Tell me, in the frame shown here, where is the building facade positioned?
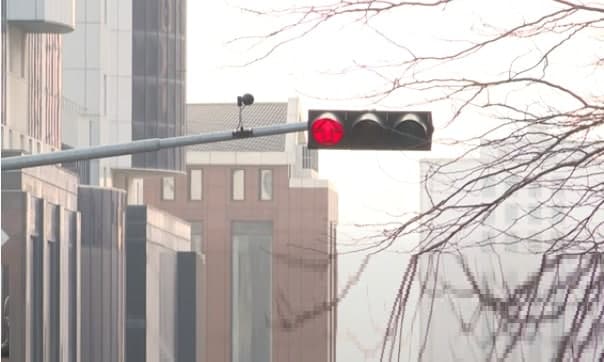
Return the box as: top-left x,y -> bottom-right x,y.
176,251 -> 204,362
1,2 -> 79,360
125,205 -> 201,362
62,0 -> 133,185
114,99 -> 338,362
131,0 -> 186,171
1,158 -> 81,362
62,0 -> 186,185
78,186 -> 127,362
1,0 -> 73,153
416,136 -> 604,361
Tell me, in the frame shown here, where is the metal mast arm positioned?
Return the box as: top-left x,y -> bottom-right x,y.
1,122 -> 308,171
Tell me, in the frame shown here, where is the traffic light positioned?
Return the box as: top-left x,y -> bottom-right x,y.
307,110 -> 433,150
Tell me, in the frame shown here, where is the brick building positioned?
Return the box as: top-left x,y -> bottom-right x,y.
113,98 -> 338,362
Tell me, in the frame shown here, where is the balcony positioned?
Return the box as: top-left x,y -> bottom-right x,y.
6,0 -> 75,33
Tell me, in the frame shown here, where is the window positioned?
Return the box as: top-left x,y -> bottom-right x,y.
302,146 -> 318,171
528,185 -> 541,198
505,204 -> 518,222
127,178 -> 144,205
232,169 -> 245,200
259,169 -> 273,201
481,176 -> 496,196
9,30 -> 25,77
232,221 -> 272,362
162,176 -> 175,200
32,236 -> 43,361
189,169 -> 202,200
528,203 -> 542,220
190,221 -> 203,254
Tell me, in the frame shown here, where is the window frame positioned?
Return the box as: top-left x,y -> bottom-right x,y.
161,176 -> 175,201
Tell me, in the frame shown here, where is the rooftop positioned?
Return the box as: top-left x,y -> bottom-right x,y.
186,102 -> 289,152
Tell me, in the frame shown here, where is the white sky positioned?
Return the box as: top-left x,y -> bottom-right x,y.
186,1 -> 602,360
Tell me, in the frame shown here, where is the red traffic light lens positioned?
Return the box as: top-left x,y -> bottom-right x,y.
311,117 -> 344,146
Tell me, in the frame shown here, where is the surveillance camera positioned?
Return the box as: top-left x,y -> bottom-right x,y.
237,93 -> 254,107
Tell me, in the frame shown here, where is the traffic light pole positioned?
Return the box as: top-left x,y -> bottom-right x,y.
1,122 -> 308,171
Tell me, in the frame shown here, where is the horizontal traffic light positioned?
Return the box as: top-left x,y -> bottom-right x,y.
307,110 -> 433,150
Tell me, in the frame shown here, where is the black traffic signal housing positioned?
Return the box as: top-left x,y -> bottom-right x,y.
307,110 -> 433,150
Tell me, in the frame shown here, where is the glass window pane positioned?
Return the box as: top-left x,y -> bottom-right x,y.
128,178 -> 144,205
232,169 -> 244,201
162,176 -> 175,200
260,169 -> 272,201
189,169 -> 202,200
189,221 -> 202,254
232,221 -> 272,362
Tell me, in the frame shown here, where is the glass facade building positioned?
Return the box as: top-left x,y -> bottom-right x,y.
131,0 -> 186,171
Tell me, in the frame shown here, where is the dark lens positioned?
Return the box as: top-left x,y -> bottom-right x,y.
395,120 -> 426,140
352,120 -> 386,145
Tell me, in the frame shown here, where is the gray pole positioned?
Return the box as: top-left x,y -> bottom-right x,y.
1,122 -> 308,171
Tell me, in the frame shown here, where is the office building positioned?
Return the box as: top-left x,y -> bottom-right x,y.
1,2 -> 80,360
114,98 -> 338,362
416,135 -> 604,361
62,0 -> 186,185
131,0 -> 186,171
1,158 -> 81,362
1,0 -> 74,153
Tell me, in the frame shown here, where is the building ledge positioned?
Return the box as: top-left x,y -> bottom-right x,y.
289,177 -> 336,191
6,0 -> 75,34
7,19 -> 74,33
111,167 -> 186,178
186,151 -> 290,166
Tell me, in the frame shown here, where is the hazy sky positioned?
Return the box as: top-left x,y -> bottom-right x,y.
185,1 -> 602,360
186,3 -> 423,359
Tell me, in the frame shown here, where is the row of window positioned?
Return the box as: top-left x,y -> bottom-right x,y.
161,168 -> 274,201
